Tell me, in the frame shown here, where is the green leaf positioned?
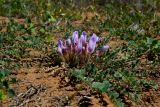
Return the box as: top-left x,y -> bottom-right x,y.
0,69 -> 10,78
146,37 -> 153,45
154,41 -> 160,49
0,90 -> 6,100
8,89 -> 15,97
71,69 -> 85,80
45,35 -> 53,43
40,28 -> 45,33
17,24 -> 25,30
109,91 -> 119,99
85,77 -> 94,83
49,16 -> 56,22
128,40 -> 136,46
92,82 -> 106,92
92,80 -> 111,92
115,99 -> 125,107
130,93 -> 140,101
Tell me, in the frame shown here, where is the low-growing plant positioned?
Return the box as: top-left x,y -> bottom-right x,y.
57,31 -> 109,67
0,69 -> 15,100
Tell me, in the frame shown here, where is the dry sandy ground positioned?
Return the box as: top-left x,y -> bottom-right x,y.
2,66 -> 115,107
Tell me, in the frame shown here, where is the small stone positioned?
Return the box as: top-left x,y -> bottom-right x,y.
65,77 -> 70,83
65,86 -> 74,91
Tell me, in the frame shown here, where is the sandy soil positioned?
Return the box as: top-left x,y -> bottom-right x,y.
2,66 -> 115,107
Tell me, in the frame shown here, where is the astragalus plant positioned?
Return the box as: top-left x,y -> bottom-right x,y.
57,31 -> 109,67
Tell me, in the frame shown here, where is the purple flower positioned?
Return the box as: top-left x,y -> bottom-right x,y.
58,40 -> 64,55
88,33 -> 99,53
80,31 -> 87,45
76,40 -> 83,53
90,33 -> 99,42
66,38 -> 72,52
88,41 -> 96,53
72,31 -> 79,45
101,45 -> 110,52
96,45 -> 110,56
57,31 -> 109,67
66,38 -> 71,46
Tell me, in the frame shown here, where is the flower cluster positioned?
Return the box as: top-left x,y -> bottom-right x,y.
57,31 -> 109,67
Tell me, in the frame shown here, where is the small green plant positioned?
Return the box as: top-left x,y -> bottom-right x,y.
0,69 -> 15,100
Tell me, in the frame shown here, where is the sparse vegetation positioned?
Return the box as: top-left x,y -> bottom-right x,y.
0,0 -> 160,107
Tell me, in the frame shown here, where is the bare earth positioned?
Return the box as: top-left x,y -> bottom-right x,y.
2,66 -> 115,107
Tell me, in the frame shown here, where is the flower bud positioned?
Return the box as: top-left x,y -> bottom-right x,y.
58,40 -> 64,55
72,31 -> 79,45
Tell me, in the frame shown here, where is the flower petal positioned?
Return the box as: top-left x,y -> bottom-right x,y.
80,31 -> 87,45
87,34 -> 99,53
72,31 -> 79,45
88,39 -> 97,53
58,40 -> 64,55
101,45 -> 110,51
76,40 -> 83,53
90,33 -> 99,42
66,38 -> 71,46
